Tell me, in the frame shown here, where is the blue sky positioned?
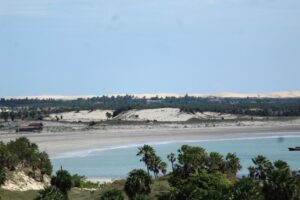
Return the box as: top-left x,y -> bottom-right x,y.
0,0 -> 300,96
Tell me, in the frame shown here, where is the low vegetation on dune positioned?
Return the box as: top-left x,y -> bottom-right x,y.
0,137 -> 52,188
1,137 -> 300,199
2,96 -> 300,124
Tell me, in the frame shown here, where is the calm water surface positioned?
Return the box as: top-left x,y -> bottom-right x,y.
52,134 -> 300,178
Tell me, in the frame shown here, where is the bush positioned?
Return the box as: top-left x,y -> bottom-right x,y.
0,165 -> 6,186
35,186 -> 65,200
100,188 -> 124,200
124,169 -> 152,198
51,169 -> 72,196
71,174 -> 85,188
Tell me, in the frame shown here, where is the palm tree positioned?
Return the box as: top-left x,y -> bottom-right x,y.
208,152 -> 225,173
149,155 -> 161,178
248,155 -> 273,181
230,177 -> 264,200
225,153 -> 242,177
137,145 -> 156,175
124,169 -> 152,199
167,153 -> 176,171
159,162 -> 168,175
51,168 -> 72,198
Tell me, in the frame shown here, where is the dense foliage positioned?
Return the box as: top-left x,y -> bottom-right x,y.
132,144 -> 300,200
0,165 -> 6,186
51,168 -> 73,197
2,96 -> 300,121
0,137 -> 52,185
124,169 -> 152,199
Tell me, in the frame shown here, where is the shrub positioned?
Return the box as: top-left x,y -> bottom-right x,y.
100,188 -> 124,200
35,186 -> 65,200
0,165 -> 6,186
71,174 -> 85,188
124,169 -> 152,198
51,169 -> 72,196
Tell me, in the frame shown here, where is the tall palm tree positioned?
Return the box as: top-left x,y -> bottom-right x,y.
137,145 -> 155,175
167,153 -> 176,171
149,155 -> 161,178
248,155 -> 273,181
159,162 -> 168,175
225,153 -> 242,177
208,152 -> 225,173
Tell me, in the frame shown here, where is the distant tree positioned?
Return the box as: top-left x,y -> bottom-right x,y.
100,188 -> 124,200
1,112 -> 9,122
0,165 -> 6,186
29,110 -> 36,119
9,112 -> 15,121
167,153 -> 176,171
51,168 -> 72,197
106,112 -> 112,120
35,186 -> 65,200
124,169 -> 152,199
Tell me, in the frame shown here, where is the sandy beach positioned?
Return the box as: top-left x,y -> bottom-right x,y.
1,121 -> 300,157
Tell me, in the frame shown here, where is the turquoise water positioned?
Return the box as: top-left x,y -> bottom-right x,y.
52,134 -> 300,178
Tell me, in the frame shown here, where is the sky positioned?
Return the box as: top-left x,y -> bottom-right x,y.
0,0 -> 300,96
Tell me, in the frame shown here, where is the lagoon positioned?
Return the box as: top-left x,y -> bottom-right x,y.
52,133 -> 300,179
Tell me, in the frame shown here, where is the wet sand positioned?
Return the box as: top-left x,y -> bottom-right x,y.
1,123 -> 300,157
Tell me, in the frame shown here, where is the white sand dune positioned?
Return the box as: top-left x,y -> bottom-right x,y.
51,108 -> 238,122
48,110 -> 113,122
2,171 -> 50,191
116,108 -> 237,122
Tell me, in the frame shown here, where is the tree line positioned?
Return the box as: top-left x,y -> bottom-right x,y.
2,96 -> 300,119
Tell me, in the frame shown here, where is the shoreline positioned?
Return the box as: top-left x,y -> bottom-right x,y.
1,122 -> 300,157
51,132 -> 300,159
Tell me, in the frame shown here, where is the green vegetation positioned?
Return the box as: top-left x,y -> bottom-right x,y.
35,186 -> 65,200
1,137 -> 300,200
51,168 -> 73,198
99,188 -> 124,200
2,96 -> 300,122
124,169 -> 152,199
0,137 -> 52,185
0,166 -> 5,186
